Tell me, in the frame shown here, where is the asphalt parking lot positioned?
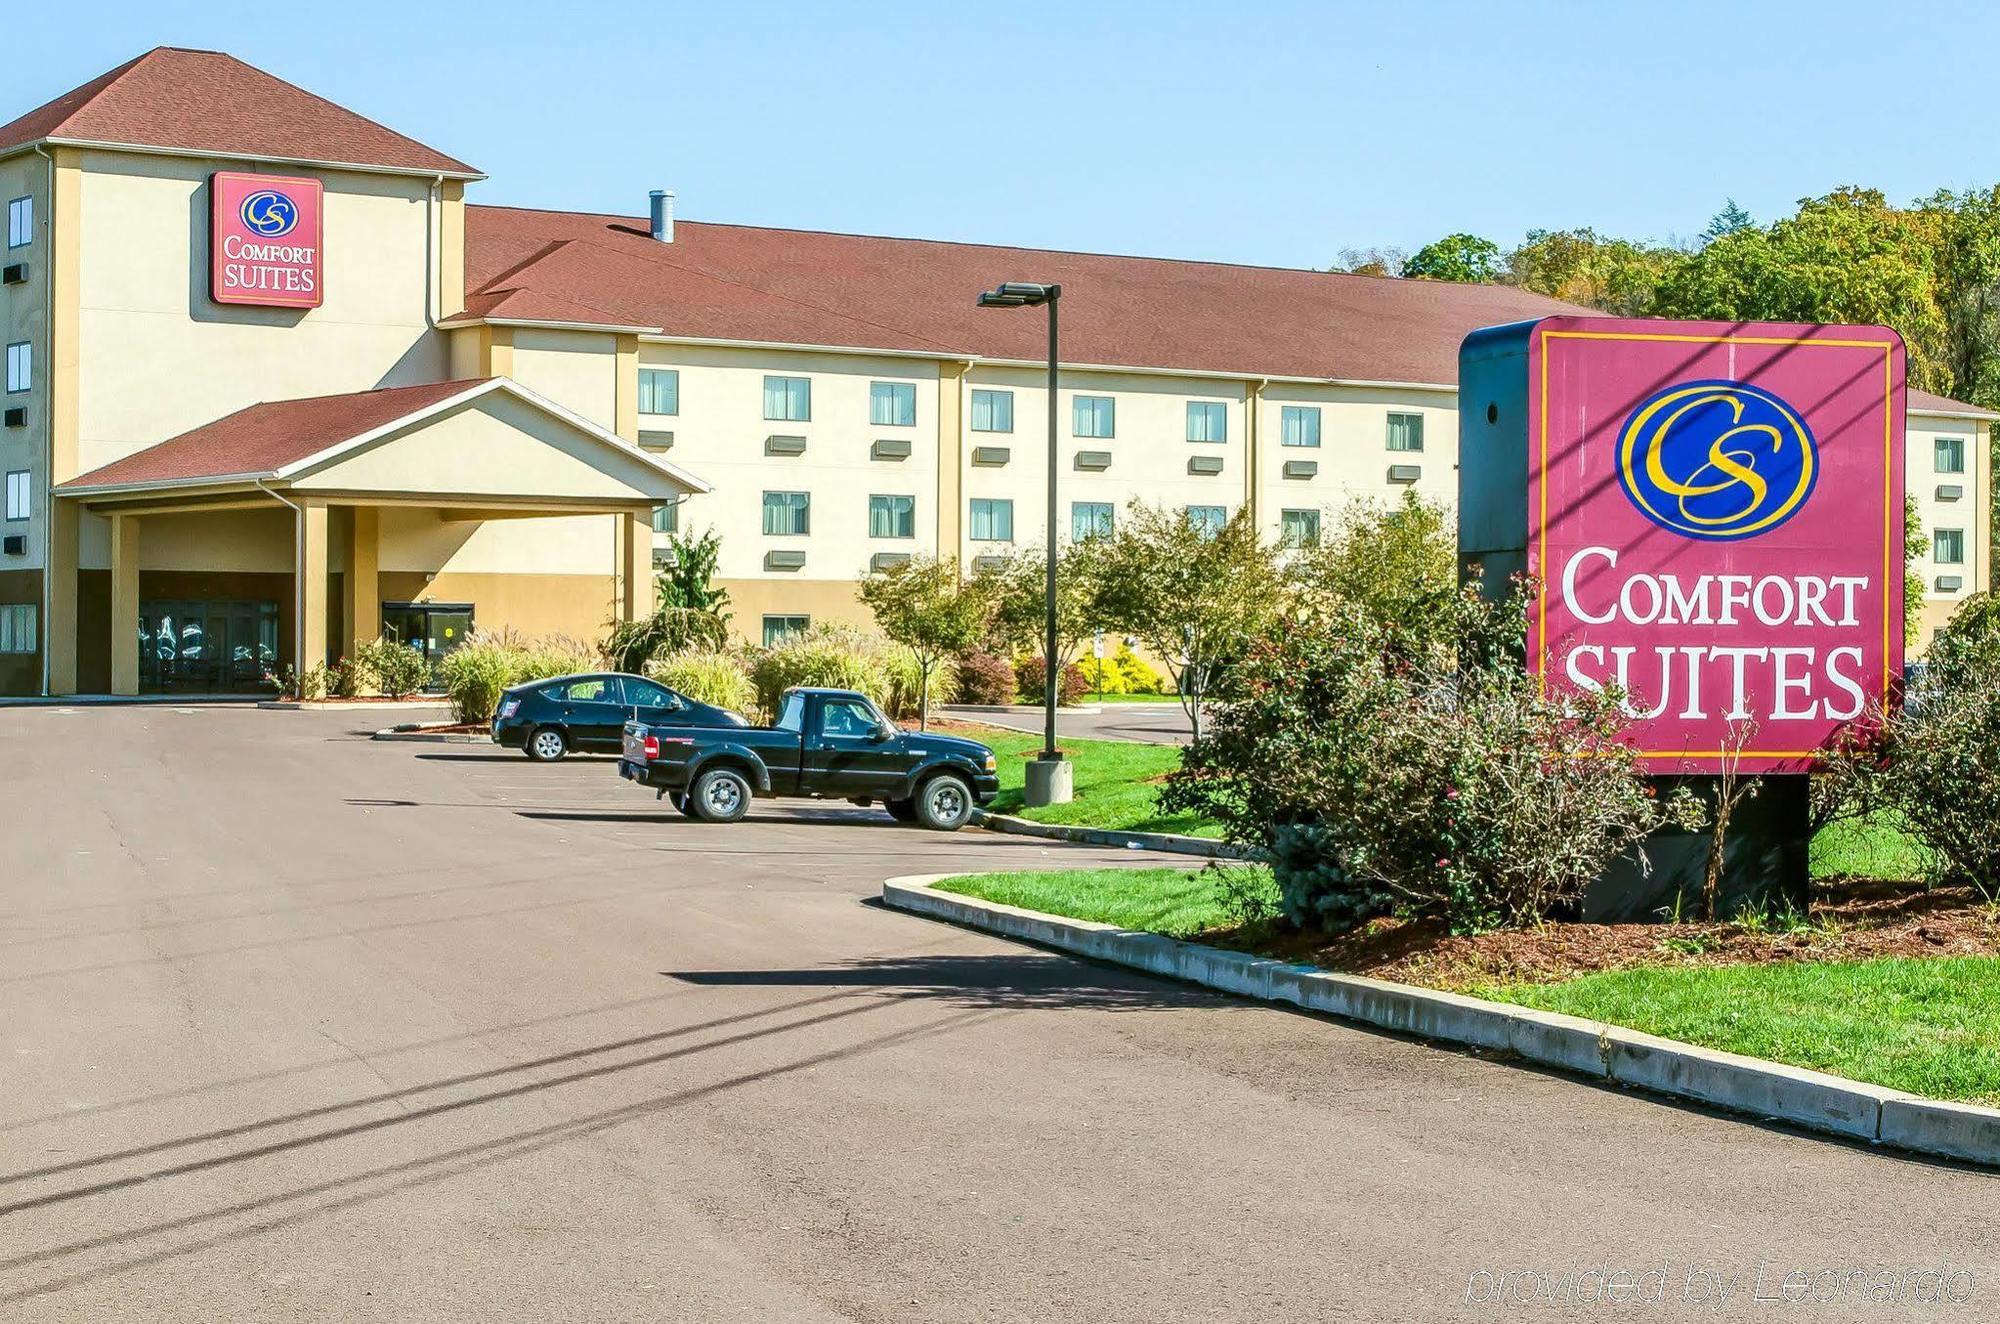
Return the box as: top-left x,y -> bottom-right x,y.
2,705 -> 1996,1321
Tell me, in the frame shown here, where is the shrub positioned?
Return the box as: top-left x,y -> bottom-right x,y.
1015,656 -> 1089,707
1078,643 -> 1167,696
751,627 -> 888,715
1163,588 -> 1700,934
954,651 -> 1017,706
330,654 -> 368,699
436,639 -> 518,725
881,649 -> 956,721
358,639 -> 429,698
605,607 -> 729,674
644,649 -> 757,715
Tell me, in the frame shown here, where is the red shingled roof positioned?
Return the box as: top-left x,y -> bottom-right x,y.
0,47 -> 477,176
59,379 -> 491,490
464,206 -> 1588,384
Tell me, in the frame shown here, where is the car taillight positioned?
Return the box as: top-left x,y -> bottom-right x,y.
497,698 -> 520,719
642,734 -> 660,760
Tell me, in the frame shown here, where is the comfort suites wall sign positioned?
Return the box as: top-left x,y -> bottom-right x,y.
210,171 -> 323,308
1459,317 -> 1905,774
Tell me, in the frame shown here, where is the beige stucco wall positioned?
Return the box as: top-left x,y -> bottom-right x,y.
509,327 -> 619,424
72,150 -> 447,486
1905,413 -> 1986,647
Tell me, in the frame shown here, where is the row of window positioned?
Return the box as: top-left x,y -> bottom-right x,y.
746,491 -> 1316,547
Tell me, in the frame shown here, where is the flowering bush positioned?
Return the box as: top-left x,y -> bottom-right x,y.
1077,643 -> 1167,696
1163,586 -> 1700,933
1014,656 -> 1089,707
954,651 -> 1018,706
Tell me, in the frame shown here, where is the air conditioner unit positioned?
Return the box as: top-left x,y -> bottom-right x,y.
1,263 -> 25,285
2,408 -> 23,428
1,534 -> 25,556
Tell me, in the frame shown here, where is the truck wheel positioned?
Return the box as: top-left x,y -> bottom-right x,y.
883,798 -> 918,823
914,774 -> 974,831
525,727 -> 568,762
691,768 -> 751,824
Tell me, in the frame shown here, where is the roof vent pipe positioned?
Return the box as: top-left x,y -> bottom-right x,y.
649,189 -> 675,243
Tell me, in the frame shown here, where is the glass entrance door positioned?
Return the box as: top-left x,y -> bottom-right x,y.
381,603 -> 474,666
139,600 -> 279,692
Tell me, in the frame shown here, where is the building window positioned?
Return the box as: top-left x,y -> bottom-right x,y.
651,502 -> 678,534
5,342 -> 28,394
762,490 -> 810,536
1186,401 -> 1227,443
5,196 -> 29,249
971,389 -> 1014,433
1186,505 -> 1227,539
1936,529 -> 1965,565
638,368 -> 679,416
1071,501 -> 1114,542
870,381 -> 916,427
1072,395 -> 1115,439
0,603 -> 33,654
1281,405 -> 1320,448
1387,412 -> 1425,452
1935,436 -> 1966,474
4,471 -> 27,522
763,375 -> 811,422
1281,508 -> 1322,548
869,493 -> 916,539
969,497 -> 1014,542
762,614 -> 810,647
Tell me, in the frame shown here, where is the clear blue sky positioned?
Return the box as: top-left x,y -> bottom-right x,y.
11,1 -> 1996,269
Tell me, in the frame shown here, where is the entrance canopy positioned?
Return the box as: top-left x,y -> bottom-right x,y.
51,376 -> 709,694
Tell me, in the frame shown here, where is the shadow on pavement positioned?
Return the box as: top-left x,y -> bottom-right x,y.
666,952 -> 1222,1012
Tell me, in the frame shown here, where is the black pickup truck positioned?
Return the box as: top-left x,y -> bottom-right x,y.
618,686 -> 1000,830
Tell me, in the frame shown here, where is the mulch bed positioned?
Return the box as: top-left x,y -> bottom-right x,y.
1219,879 -> 2000,991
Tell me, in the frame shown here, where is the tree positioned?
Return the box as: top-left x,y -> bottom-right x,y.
1905,493 -> 1930,646
1505,227 -> 1686,316
1292,489 -> 1459,662
1402,233 -> 1503,284
1093,503 -> 1287,744
985,539 -> 1108,676
1702,199 -> 1755,244
858,556 -> 990,730
1330,246 -> 1406,277
604,527 -> 731,673
658,527 -> 731,617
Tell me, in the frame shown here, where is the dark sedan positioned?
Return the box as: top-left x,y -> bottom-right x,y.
493,672 -> 747,761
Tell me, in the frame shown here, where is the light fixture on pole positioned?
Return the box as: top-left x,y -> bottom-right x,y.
975,279 -> 1071,806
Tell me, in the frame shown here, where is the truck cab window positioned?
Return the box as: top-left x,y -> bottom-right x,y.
775,692 -> 806,732
820,698 -> 878,737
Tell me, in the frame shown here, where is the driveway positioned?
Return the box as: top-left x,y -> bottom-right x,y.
943,700 -> 1192,745
1,707 -> 1994,1321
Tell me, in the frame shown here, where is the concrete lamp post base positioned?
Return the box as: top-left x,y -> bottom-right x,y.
1024,755 -> 1073,807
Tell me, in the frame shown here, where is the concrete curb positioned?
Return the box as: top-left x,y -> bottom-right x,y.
968,809 -> 1251,859
943,703 -> 1105,716
880,875 -> 1996,1169
371,726 -> 493,744
263,699 -> 450,711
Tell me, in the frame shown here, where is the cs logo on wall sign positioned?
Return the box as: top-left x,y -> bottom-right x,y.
239,189 -> 300,238
1615,380 -> 1818,541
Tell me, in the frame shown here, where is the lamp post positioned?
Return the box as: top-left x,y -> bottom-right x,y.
976,280 -> 1071,805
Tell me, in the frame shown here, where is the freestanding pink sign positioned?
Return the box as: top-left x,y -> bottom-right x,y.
1466,317 -> 1904,775
210,171 -> 323,309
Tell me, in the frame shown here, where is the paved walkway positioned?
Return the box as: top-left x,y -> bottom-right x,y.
942,701 -> 1192,745
0,705 -> 1993,1320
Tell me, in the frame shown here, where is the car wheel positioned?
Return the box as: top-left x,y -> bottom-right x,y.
672,792 -> 699,818
914,774 -> 974,831
525,727 -> 568,762
691,767 -> 751,824
883,798 -> 919,823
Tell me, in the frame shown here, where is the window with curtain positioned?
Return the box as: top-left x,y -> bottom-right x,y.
1386,412 -> 1425,452
1935,436 -> 1966,474
870,381 -> 916,427
1186,505 -> 1227,540
1072,395 -> 1115,438
971,389 -> 1014,432
638,368 -> 679,416
1281,508 -> 1322,548
763,375 -> 811,422
762,490 -> 811,535
1186,402 -> 1226,443
1071,502 -> 1114,542
762,615 -> 810,647
0,603 -> 33,654
1280,405 -> 1320,447
969,498 -> 1014,541
1936,529 -> 1965,564
651,502 -> 678,534
869,494 -> 915,539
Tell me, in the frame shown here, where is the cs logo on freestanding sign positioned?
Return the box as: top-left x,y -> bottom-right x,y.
1459,317 -> 1905,774
210,172 -> 322,309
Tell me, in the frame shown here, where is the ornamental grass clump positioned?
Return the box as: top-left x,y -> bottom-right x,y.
1163,583 -> 1700,934
644,649 -> 757,716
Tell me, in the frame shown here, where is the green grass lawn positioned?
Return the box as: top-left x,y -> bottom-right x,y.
936,866 -> 1272,940
963,726 -> 1221,837
1480,958 -> 2000,1103
1810,810 -> 1930,881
